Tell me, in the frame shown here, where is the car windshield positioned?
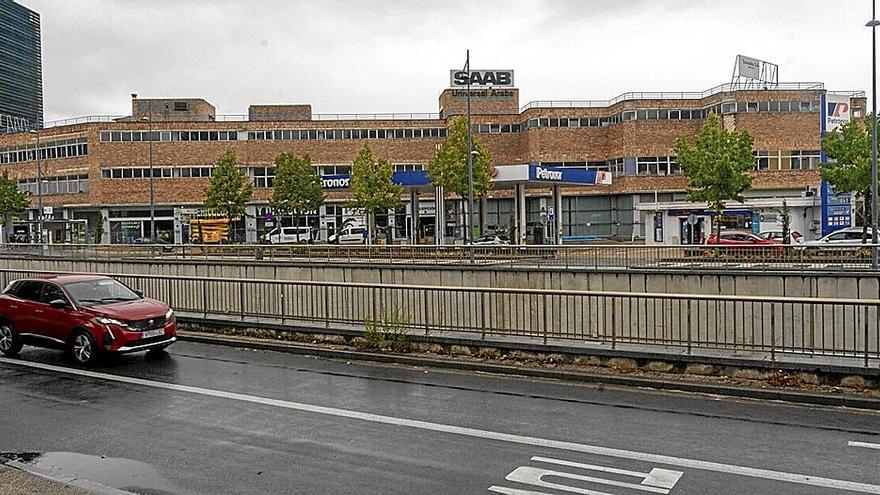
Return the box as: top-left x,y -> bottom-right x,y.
63,279 -> 141,306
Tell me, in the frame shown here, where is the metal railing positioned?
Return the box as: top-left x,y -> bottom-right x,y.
519,82 -> 828,111
0,268 -> 876,367
2,243 -> 880,272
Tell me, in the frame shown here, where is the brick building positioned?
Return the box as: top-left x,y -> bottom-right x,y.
0,72 -> 865,245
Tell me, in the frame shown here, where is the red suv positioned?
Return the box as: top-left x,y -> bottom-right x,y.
0,274 -> 176,365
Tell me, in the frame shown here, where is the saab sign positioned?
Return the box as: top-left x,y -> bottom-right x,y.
450,70 -> 514,87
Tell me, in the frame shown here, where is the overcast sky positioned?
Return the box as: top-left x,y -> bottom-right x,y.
20,0 -> 875,122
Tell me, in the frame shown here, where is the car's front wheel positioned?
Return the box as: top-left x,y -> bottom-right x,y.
0,322 -> 22,357
70,330 -> 99,366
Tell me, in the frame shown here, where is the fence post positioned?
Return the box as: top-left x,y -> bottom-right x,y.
611,296 -> 617,350
686,299 -> 692,355
770,303 -> 776,363
239,281 -> 245,321
202,278 -> 208,319
481,292 -> 487,341
542,293 -> 549,345
324,285 -> 330,328
424,290 -> 430,336
865,305 -> 870,368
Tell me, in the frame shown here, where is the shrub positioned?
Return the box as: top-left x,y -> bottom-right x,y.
363,308 -> 410,352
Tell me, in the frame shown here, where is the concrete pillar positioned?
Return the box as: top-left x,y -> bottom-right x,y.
434,186 -> 444,245
245,205 -> 258,243
553,186 -> 563,245
410,191 -> 420,244
516,183 -> 527,245
100,208 -> 110,244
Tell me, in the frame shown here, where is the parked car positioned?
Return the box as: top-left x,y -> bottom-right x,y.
801,227 -> 876,257
804,227 -> 875,246
267,226 -> 312,244
328,225 -> 367,244
0,274 -> 177,365
758,229 -> 804,245
706,230 -> 780,246
473,234 -> 510,245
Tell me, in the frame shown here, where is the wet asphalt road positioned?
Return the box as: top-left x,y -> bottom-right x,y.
1,341 -> 880,495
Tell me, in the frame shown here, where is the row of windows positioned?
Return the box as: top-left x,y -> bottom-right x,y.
18,174 -> 89,196
541,150 -> 822,176
99,163 -> 425,184
247,128 -> 448,141
755,150 -> 822,171
100,130 -> 239,143
99,128 -> 449,143
101,167 -> 214,179
0,138 -> 88,165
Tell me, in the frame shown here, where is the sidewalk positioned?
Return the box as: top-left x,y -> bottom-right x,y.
0,465 -> 89,495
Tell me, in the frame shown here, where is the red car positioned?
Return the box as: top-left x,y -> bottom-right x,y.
0,274 -> 176,365
705,230 -> 781,246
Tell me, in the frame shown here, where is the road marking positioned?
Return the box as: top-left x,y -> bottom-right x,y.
490,456 -> 681,495
850,441 -> 880,450
2,357 -> 880,494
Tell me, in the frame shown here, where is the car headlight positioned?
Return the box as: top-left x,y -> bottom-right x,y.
95,317 -> 128,328
165,308 -> 174,319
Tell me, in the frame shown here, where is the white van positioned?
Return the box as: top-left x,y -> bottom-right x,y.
328,226 -> 367,244
267,226 -> 312,244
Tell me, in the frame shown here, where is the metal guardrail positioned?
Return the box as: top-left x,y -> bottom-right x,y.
0,268 -> 876,366
519,82 -> 828,111
2,243 -> 880,272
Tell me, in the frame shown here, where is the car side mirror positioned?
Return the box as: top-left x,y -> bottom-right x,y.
134,289 -> 144,298
49,299 -> 69,309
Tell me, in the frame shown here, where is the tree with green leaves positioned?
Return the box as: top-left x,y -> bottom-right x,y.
348,143 -> 403,244
822,116 -> 872,241
270,152 -> 324,240
428,116 -> 493,238
204,149 -> 253,243
0,171 -> 28,240
674,113 -> 755,237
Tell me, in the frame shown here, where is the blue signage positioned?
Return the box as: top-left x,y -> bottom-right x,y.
820,181 -> 852,236
321,174 -> 351,189
527,164 -> 602,184
819,92 -> 852,237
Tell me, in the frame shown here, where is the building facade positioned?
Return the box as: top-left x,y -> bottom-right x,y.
0,71 -> 865,245
0,0 -> 42,133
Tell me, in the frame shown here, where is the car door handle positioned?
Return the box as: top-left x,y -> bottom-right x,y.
34,309 -> 43,314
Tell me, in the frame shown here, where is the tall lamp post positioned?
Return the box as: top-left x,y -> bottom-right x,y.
464,49 -> 474,244
868,3 -> 879,268
28,129 -> 43,245
133,93 -> 156,244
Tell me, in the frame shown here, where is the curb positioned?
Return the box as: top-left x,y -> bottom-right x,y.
179,332 -> 880,411
2,460 -> 136,495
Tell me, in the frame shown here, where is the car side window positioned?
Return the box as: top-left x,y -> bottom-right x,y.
826,233 -> 845,241
14,281 -> 45,302
40,283 -> 67,305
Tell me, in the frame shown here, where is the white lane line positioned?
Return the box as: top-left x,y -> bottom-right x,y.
850,441 -> 880,450
3,357 -> 880,494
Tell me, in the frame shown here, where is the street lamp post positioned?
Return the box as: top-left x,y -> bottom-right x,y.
868,3 -> 880,268
28,129 -> 43,245
133,93 -> 156,244
465,49 -> 474,244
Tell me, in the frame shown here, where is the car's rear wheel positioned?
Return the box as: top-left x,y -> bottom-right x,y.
0,323 -> 22,357
70,330 -> 99,366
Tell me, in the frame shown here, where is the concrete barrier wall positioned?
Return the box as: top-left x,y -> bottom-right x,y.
3,256 -> 878,300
